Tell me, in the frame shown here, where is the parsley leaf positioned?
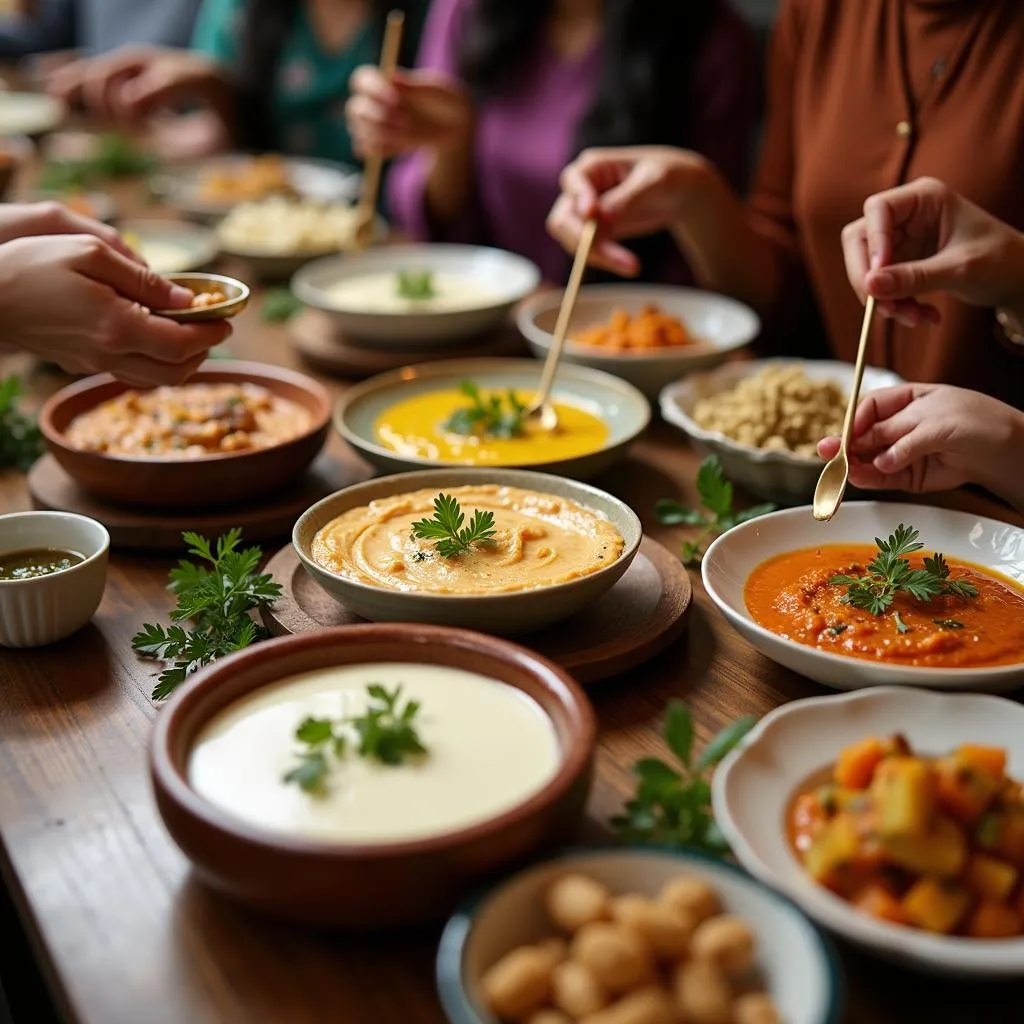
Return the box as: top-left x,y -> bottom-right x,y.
261,287 -> 304,322
411,492 -> 497,558
610,701 -> 757,854
933,618 -> 965,630
132,530 -> 282,701
443,380 -> 527,440
655,456 -> 776,565
829,524 -> 979,620
396,269 -> 436,300
0,376 -> 44,471
893,611 -> 911,634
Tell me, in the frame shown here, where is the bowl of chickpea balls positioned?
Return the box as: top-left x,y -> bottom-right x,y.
438,847 -> 840,1024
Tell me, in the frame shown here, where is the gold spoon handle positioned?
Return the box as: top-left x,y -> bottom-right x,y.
840,295 -> 876,453
533,218 -> 598,408
356,11 -> 404,235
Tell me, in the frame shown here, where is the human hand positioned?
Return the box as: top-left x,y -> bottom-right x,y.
0,234 -> 230,385
345,65 -> 473,158
48,45 -> 223,123
840,177 -> 1024,327
0,201 -> 136,258
547,146 -> 710,277
816,383 -> 1024,496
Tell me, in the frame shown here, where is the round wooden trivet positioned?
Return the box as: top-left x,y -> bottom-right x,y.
259,536 -> 691,684
27,453 -> 365,552
287,309 -> 527,378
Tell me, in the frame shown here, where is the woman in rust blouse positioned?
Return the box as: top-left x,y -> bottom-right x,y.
548,0 -> 1024,409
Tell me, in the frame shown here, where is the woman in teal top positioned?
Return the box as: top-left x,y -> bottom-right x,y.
50,0 -> 425,168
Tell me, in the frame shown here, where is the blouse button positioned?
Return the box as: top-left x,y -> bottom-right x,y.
896,120 -> 913,139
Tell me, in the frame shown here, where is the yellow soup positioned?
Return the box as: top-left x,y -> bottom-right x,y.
374,388 -> 609,465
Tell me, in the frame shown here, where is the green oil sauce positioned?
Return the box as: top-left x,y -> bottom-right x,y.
0,548 -> 84,581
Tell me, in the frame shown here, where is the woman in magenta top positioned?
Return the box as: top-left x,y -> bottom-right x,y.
346,0 -> 758,284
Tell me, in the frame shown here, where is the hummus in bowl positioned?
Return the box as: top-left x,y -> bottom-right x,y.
310,484 -> 624,596
294,469 -> 641,635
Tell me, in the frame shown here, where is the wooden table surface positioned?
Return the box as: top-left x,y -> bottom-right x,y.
2,174 -> 1024,1024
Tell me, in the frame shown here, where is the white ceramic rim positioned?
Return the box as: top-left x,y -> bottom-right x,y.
517,283 -> 761,361
0,510 -> 110,587
712,686 -> 1024,975
701,500 -> 1024,686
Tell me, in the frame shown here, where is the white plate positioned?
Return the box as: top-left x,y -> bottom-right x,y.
292,244 -> 541,348
153,154 -> 360,222
713,687 -> 1024,977
437,847 -> 841,1024
0,93 -> 63,137
701,500 -> 1024,692
660,359 -> 904,504
517,284 -> 760,399
120,219 -> 219,274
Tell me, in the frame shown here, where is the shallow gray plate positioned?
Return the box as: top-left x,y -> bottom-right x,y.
292,467 -> 642,636
334,357 -> 650,480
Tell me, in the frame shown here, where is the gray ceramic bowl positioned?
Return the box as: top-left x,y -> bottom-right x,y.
518,284 -> 760,400
292,468 -> 642,636
334,358 -> 651,480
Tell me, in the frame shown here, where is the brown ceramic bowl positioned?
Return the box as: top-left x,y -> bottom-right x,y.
39,360 -> 331,509
150,624 -> 596,929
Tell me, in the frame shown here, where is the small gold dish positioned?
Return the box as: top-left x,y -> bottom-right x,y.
155,273 -> 250,322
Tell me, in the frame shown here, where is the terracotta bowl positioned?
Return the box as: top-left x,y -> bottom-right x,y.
39,360 -> 331,509
149,624 -> 596,929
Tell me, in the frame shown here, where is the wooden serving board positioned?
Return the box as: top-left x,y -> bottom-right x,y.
260,536 -> 692,683
287,309 -> 527,378
27,453 -> 367,552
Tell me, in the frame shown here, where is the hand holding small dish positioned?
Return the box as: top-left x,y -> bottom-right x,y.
154,273 -> 250,322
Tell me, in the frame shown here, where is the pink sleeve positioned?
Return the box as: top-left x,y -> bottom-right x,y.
384,0 -> 483,242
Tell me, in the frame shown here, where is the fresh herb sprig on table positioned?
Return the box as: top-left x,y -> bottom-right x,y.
656,456 -> 776,565
829,524 -> 978,616
37,132 -> 157,191
396,269 -> 436,300
284,684 -> 427,794
0,376 -> 44,471
411,492 -> 497,558
443,380 -> 526,439
132,530 -> 281,701
611,701 -> 757,854
261,287 -> 304,323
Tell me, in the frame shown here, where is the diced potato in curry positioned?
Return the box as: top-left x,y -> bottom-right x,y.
789,733 -> 1024,939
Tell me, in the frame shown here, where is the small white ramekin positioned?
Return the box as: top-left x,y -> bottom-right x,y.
0,511 -> 109,647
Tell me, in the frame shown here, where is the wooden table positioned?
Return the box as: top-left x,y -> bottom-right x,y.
2,178 -> 1024,1024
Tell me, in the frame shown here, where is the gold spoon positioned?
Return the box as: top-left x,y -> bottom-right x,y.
812,295 -> 876,521
153,272 -> 251,322
524,217 -> 599,432
352,10 -> 404,251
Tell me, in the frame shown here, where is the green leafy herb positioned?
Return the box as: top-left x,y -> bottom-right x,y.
396,269 -> 436,300
38,132 -> 157,190
0,376 -> 44,471
283,684 -> 427,793
828,623 -> 848,636
443,380 -> 526,440
829,524 -> 979,616
261,287 -> 304,323
411,492 -> 497,558
893,611 -> 911,634
656,456 -> 776,566
610,701 -> 757,854
131,530 -> 282,700
933,618 -> 965,630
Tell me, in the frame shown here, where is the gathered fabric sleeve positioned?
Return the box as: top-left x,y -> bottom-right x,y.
190,0 -> 242,66
384,0 -> 484,243
745,0 -> 825,353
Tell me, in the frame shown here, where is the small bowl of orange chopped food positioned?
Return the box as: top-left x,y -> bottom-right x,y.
517,284 -> 760,398
40,360 -> 331,508
155,272 -> 250,322
438,847 -> 840,1024
714,686 -> 1024,977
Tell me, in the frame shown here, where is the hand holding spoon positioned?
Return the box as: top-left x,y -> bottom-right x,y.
352,10 -> 404,251
812,295 -> 876,521
524,217 -> 598,432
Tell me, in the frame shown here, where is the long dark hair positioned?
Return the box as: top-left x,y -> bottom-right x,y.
458,0 -> 721,277
235,0 -> 422,154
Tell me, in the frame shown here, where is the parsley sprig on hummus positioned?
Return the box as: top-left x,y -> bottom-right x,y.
411,492 -> 497,557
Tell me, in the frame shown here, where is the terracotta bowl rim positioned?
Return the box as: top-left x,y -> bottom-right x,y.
150,623 -> 596,860
291,467 -> 643,605
39,359 -> 333,467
